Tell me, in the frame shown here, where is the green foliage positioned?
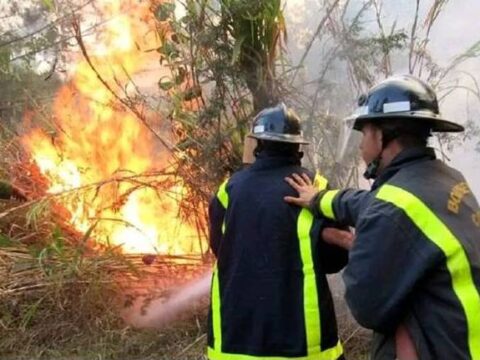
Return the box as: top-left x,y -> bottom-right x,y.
26,199 -> 51,230
42,0 -> 55,11
152,0 -> 288,198
370,31 -> 408,54
0,240 -> 129,358
0,0 -> 63,128
0,234 -> 13,247
0,47 -> 12,74
220,0 -> 285,110
155,2 -> 176,22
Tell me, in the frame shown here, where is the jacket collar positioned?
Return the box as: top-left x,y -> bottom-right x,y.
371,147 -> 436,190
250,152 -> 301,171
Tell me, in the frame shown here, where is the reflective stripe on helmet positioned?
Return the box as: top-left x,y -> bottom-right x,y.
383,101 -> 411,113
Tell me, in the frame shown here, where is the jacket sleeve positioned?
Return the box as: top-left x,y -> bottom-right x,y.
310,173 -> 350,272
342,209 -> 439,333
208,196 -> 225,257
310,189 -> 370,227
208,180 -> 229,257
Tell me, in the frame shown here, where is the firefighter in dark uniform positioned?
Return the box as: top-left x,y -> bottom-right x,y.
285,75 -> 480,360
207,103 -> 348,360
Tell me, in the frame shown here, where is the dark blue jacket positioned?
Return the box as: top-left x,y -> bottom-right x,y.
313,147 -> 480,360
207,153 -> 347,360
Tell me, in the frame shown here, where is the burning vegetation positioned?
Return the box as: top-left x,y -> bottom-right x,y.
1,0 -> 478,358
20,1 -> 207,255
1,1 -> 212,358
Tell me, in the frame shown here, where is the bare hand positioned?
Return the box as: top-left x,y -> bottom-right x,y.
284,173 -> 318,208
322,227 -> 354,250
396,324 -> 419,360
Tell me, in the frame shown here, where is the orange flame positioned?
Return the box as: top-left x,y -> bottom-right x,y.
22,1 -> 205,254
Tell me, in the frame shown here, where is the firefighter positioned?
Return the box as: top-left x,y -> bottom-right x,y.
284,75 -> 480,360
207,103 -> 349,360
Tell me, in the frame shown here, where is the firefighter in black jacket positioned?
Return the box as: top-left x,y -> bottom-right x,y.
285,75 -> 480,360
207,103 -> 348,360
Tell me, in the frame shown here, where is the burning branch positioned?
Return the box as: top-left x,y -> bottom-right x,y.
71,18 -> 176,154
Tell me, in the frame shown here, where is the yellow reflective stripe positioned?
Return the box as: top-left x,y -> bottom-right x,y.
217,179 -> 229,209
377,184 -> 480,359
209,189 -> 343,360
207,341 -> 343,360
297,209 -> 321,353
319,190 -> 339,220
212,179 -> 230,352
211,265 -> 222,352
319,341 -> 343,360
313,172 -> 328,191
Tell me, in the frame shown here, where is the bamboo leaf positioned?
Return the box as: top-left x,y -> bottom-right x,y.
41,0 -> 55,11
158,77 -> 174,91
231,35 -> 246,65
155,2 -> 176,22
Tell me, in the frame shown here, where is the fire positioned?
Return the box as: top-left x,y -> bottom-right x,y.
22,1 -> 206,254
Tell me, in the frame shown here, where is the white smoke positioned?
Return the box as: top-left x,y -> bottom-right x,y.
284,0 -> 480,197
124,271 -> 212,329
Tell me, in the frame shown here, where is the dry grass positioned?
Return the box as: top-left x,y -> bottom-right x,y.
0,127 -> 369,359
0,197 -> 370,360
0,188 -> 211,360
0,211 -> 370,360
331,275 -> 372,360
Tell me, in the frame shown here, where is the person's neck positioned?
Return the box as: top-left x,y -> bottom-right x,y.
378,141 -> 404,174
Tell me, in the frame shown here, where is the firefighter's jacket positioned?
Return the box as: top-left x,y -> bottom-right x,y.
207,153 -> 348,360
312,147 -> 480,360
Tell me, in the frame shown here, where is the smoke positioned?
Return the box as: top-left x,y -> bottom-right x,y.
429,0 -> 480,198
284,0 -> 480,197
124,271 -> 212,329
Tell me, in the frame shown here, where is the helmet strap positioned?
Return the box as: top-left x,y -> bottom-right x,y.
363,129 -> 396,180
363,156 -> 381,179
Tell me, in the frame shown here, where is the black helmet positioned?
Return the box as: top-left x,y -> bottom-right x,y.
248,103 -> 309,144
347,75 -> 464,133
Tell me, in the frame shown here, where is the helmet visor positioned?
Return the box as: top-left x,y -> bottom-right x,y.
335,116 -> 362,165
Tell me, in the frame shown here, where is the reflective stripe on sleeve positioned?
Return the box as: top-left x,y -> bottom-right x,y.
319,190 -> 339,220
377,184 -> 480,359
